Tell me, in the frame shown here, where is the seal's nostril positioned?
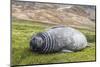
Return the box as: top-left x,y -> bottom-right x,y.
30,39 -> 38,51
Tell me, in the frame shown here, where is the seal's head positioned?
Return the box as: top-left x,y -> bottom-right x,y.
30,35 -> 44,51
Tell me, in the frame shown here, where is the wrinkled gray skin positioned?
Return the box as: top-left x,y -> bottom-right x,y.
30,26 -> 87,53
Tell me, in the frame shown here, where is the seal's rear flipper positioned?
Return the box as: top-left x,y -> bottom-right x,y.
87,44 -> 91,47
61,49 -> 73,53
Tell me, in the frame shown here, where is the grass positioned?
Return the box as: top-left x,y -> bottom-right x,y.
12,19 -> 96,66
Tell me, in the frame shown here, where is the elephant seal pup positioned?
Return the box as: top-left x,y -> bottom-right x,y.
30,26 -> 87,53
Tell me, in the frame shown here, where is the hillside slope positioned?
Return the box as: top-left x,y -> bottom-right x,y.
12,1 -> 96,31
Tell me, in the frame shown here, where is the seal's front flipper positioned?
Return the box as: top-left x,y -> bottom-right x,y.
61,49 -> 73,53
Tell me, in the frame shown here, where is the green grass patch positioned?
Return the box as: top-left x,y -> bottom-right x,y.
12,19 -> 96,66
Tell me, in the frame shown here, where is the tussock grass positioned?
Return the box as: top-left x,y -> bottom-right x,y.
12,19 -> 96,66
